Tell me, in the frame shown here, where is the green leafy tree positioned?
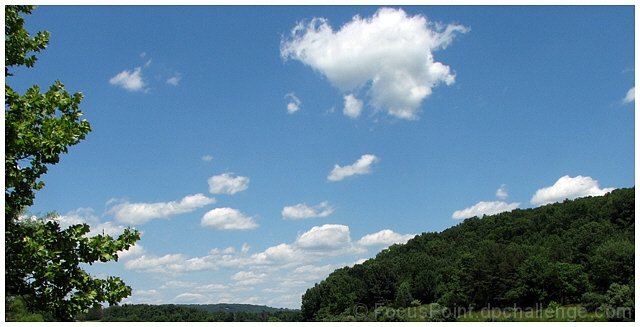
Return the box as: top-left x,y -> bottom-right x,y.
4,296 -> 44,322
589,238 -> 634,292
394,280 -> 414,308
603,282 -> 634,321
5,5 -> 140,321
546,262 -> 589,304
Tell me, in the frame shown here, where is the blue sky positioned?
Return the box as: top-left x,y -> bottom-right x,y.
14,5 -> 634,308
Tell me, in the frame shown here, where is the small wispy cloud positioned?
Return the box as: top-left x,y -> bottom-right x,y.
496,184 -> 508,200
108,193 -> 216,225
109,67 -> 147,92
285,93 -> 301,114
282,201 -> 334,220
208,173 -> 250,195
623,86 -> 635,104
328,154 -> 379,182
166,73 -> 182,86
343,94 -> 363,119
201,154 -> 214,162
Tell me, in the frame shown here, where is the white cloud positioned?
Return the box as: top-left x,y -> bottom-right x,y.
253,243 -> 303,265
55,208 -> 132,237
290,264 -> 336,281
161,280 -> 197,289
201,207 -> 258,230
194,283 -> 228,293
109,67 -> 147,92
328,154 -> 379,182
124,254 -> 186,273
174,292 -> 207,303
295,224 -> 351,249
108,193 -> 215,225
284,93 -> 302,114
124,225 -> 400,274
122,289 -> 163,305
121,224 -> 417,308
452,201 -> 520,220
530,175 -> 615,206
281,7 -> 468,120
166,73 -> 182,86
282,201 -> 334,220
496,184 -> 508,200
208,173 -> 250,195
117,244 -> 145,260
357,229 -> 415,247
232,271 -> 267,286
201,154 -> 214,162
343,94 -> 363,119
241,243 -> 250,254
54,208 -> 94,227
623,86 -> 635,104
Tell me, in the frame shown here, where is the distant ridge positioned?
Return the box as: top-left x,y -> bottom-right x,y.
100,303 -> 301,321
180,303 -> 298,313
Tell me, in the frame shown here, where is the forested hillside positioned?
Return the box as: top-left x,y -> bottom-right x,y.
301,188 -> 634,321
100,304 -> 301,322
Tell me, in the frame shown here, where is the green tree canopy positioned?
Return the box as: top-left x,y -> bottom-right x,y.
5,5 -> 140,321
300,188 -> 634,321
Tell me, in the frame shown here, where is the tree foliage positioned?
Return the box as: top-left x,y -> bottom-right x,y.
5,5 -> 140,321
5,5 -> 90,222
301,188 -> 635,321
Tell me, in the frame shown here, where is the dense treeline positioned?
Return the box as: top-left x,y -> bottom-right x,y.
182,303 -> 290,314
301,188 -> 634,321
100,303 -> 301,322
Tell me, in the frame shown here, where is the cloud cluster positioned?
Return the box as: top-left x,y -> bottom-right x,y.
281,7 -> 468,120
208,173 -> 250,195
122,223 -> 415,308
530,175 -> 615,206
453,175 -> 616,219
108,193 -> 215,225
282,201 -> 334,220
201,207 -> 259,230
123,223 -> 412,275
110,53 -> 182,92
328,154 -> 378,182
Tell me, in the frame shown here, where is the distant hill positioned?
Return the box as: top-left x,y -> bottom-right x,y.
301,188 -> 635,321
180,303 -> 295,313
101,303 -> 300,322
